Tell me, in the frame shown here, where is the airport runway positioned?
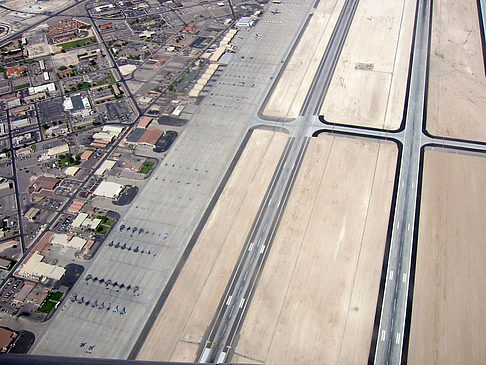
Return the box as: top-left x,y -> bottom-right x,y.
245,0 -> 486,363
198,0 -> 361,362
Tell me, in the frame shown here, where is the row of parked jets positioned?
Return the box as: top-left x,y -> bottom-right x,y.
70,294 -> 127,314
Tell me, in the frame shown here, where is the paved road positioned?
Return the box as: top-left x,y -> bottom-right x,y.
198,0 -> 360,362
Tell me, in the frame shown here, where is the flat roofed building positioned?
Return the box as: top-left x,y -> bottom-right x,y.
139,128 -> 164,147
95,159 -> 116,176
138,116 -> 152,129
67,199 -> 85,213
80,150 -> 93,160
29,83 -> 56,95
81,218 -> 101,230
25,207 -> 40,222
31,176 -> 60,196
12,281 -> 35,304
65,166 -> 79,176
0,327 -> 17,353
18,252 -> 65,282
51,233 -> 87,250
48,144 -> 69,157
0,258 -> 10,270
71,212 -> 88,228
93,181 -> 123,199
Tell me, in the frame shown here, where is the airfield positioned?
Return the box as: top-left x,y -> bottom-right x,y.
320,0 -> 415,129
234,134 -> 397,364
426,0 -> 486,142
28,0 -> 486,363
408,149 -> 486,364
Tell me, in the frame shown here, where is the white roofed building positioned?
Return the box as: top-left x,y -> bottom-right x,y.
93,181 -> 123,199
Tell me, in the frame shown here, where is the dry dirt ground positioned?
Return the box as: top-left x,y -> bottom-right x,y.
234,134 -> 398,364
320,0 -> 415,129
426,0 -> 486,142
408,148 -> 486,364
262,0 -> 345,120
137,129 -> 288,362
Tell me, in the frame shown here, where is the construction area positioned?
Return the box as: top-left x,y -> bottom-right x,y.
426,0 -> 486,141
137,130 -> 288,362
262,0 -> 344,119
320,0 -> 415,129
408,149 -> 486,364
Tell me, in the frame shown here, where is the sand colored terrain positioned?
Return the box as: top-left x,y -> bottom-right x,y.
427,0 -> 486,142
234,134 -> 398,364
262,0 -> 345,119
320,0 -> 415,129
137,129 -> 288,362
408,149 -> 486,364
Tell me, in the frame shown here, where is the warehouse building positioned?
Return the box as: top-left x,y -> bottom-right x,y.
93,181 -> 123,200
17,252 -> 65,282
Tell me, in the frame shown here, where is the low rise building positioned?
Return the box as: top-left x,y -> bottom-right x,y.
48,144 -> 69,157
0,327 -> 17,353
17,252 -> 65,282
93,181 -> 123,200
29,176 -> 60,198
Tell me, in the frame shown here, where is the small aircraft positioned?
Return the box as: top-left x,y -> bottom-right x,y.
80,342 -> 87,348
120,307 -> 126,315
271,9 -> 281,15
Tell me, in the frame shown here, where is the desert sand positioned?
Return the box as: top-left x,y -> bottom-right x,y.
426,0 -> 486,142
408,148 -> 486,364
262,0 -> 345,119
320,0 -> 415,129
137,129 -> 288,361
234,134 -> 398,364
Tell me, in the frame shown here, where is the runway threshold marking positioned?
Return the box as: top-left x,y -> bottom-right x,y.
381,330 -> 386,341
226,295 -> 233,305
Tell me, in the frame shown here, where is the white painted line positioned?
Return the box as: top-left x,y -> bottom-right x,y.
402,180 -> 404,187
402,273 -> 407,283
239,298 -> 245,308
200,348 -> 210,362
407,223 -> 411,231
248,242 -> 254,251
277,199 -> 281,207
226,295 -> 232,306
260,245 -> 265,254
269,198 -> 272,205
412,182 -> 415,189
396,333 -> 401,344
389,270 -> 394,280
381,330 -> 386,341
217,351 -> 227,363
397,221 -> 400,229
